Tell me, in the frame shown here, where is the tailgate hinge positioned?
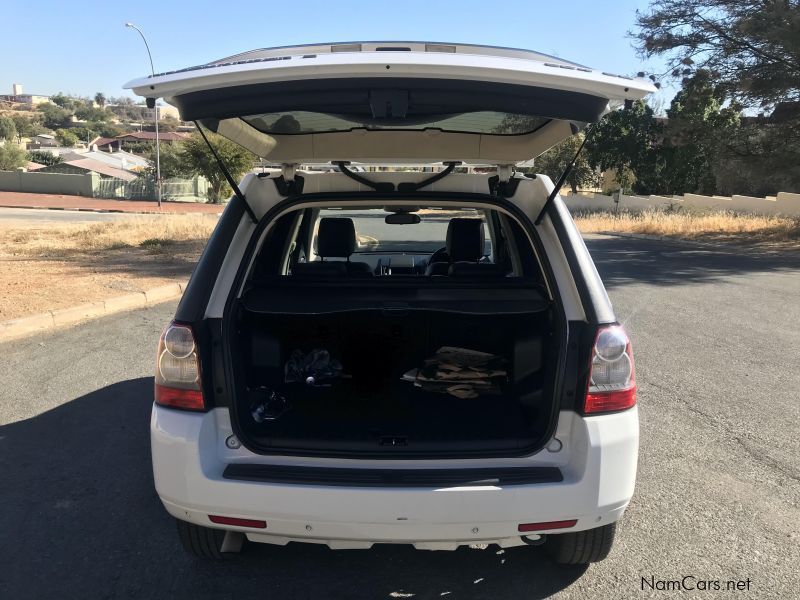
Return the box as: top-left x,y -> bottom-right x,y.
488,165 -> 522,197
271,163 -> 305,196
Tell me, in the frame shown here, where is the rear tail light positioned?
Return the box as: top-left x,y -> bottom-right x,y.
583,325 -> 637,414
154,322 -> 205,411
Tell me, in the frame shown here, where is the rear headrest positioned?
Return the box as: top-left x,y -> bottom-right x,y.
446,218 -> 485,262
317,218 -> 357,258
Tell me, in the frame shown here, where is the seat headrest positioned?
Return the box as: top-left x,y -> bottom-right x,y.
317,218 -> 357,258
446,218 -> 485,262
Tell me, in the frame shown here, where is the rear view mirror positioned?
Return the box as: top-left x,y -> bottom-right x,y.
385,213 -> 421,225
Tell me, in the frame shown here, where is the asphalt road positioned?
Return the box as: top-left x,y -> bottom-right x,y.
1,234 -> 799,599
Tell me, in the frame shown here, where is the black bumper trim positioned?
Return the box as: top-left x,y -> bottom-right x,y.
222,464 -> 563,487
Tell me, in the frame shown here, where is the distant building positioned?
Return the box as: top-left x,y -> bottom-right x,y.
27,134 -> 58,149
35,149 -> 148,181
37,158 -> 138,181
1,85 -> 51,105
142,104 -> 181,121
92,131 -> 190,153
17,94 -> 51,105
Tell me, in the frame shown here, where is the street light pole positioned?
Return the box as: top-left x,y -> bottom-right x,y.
125,22 -> 161,208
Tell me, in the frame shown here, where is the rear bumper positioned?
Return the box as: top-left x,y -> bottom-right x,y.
151,406 -> 638,549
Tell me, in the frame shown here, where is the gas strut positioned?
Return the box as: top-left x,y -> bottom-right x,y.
534,125 -> 594,225
194,121 -> 258,223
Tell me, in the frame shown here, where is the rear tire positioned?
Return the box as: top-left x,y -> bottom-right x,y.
176,519 -> 229,559
545,522 -> 617,564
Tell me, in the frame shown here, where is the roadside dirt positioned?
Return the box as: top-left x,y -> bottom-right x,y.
0,216 -> 215,321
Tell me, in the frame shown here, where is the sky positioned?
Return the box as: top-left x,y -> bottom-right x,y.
0,0 -> 673,106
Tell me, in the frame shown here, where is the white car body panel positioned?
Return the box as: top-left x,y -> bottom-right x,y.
125,48 -> 652,108
151,405 -> 638,549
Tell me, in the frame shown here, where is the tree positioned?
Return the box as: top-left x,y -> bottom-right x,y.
50,92 -> 77,110
0,116 -> 17,142
531,133 -> 599,193
634,0 -> 800,107
55,128 -> 79,147
158,115 -> 180,132
69,126 -> 99,145
10,114 -> 45,143
178,132 -> 256,202
94,92 -> 106,107
142,142 -> 192,180
74,104 -> 111,123
0,143 -> 28,170
27,150 -> 63,166
585,100 -> 663,194
97,123 -> 124,138
38,103 -> 73,129
659,71 -> 740,195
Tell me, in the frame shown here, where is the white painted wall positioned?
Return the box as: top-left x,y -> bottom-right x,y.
562,191 -> 800,217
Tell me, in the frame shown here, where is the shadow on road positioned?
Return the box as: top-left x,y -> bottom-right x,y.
586,235 -> 800,289
0,378 -> 586,599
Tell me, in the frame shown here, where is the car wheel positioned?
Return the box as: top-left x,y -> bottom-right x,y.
545,522 -> 617,565
176,518 -> 234,559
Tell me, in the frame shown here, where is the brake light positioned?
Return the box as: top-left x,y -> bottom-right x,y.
154,322 -> 205,411
583,325 -> 637,414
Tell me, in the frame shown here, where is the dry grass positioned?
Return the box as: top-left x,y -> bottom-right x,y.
0,215 -> 218,257
0,215 -> 218,321
574,209 -> 800,250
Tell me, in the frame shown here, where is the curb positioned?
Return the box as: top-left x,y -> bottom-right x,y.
0,203 -> 221,215
0,282 -> 187,343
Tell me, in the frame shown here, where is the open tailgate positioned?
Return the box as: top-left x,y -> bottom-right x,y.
124,41 -> 655,164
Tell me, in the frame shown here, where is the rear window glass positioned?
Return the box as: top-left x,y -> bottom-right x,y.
314,208 -> 492,256
242,112 -> 549,135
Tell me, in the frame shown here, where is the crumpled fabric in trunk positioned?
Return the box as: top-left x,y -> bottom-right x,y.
284,348 -> 345,386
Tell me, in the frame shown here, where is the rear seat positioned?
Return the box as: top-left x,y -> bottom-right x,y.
292,217 -> 373,277
427,218 -> 503,277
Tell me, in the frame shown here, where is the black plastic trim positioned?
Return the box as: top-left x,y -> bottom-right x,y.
241,283 -> 548,315
543,199 -> 615,324
397,161 -> 459,192
269,174 -> 305,195
335,162 -> 395,191
174,78 -> 609,124
174,197 -> 246,323
223,464 -> 563,487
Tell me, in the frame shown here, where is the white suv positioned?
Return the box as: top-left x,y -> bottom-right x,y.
126,41 -> 653,564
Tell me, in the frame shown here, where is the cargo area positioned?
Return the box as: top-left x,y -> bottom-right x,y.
228,288 -> 561,457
